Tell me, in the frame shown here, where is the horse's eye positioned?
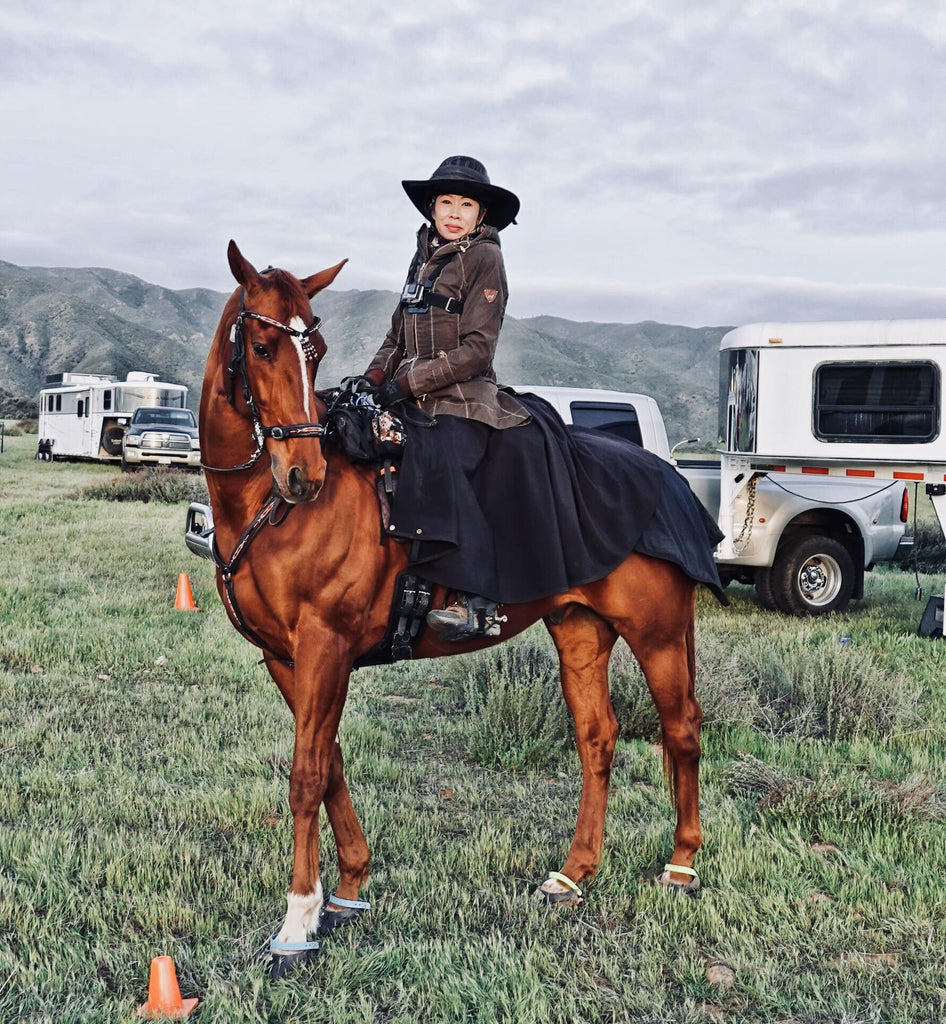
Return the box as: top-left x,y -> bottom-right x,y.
252,343 -> 271,360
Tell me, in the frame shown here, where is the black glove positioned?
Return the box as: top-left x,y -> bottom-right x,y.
338,375 -> 374,395
375,378 -> 412,407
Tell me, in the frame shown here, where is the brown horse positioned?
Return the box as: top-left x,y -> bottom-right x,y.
201,241 -> 704,971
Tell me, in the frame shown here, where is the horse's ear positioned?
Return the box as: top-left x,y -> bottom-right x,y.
227,240 -> 262,290
301,259 -> 348,299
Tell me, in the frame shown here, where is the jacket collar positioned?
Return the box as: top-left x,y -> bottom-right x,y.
416,222 -> 499,262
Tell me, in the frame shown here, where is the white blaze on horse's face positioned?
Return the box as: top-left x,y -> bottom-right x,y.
288,316 -> 312,421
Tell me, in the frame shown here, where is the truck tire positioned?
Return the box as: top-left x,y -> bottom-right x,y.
101,426 -> 125,457
753,567 -> 780,610
770,534 -> 855,616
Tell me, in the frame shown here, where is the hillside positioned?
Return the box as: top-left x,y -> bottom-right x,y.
0,260 -> 729,442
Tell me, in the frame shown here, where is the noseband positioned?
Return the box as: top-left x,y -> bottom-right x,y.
203,289 -> 327,474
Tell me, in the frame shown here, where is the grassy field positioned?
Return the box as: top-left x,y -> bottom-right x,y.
1,431 -> 944,1023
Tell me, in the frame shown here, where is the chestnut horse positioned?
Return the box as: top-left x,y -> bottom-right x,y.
201,242 -> 703,971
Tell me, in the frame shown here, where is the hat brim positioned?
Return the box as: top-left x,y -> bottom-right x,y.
402,178 -> 520,231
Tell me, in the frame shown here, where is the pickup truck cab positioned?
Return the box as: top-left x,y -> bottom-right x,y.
522,385 -> 912,616
121,406 -> 201,471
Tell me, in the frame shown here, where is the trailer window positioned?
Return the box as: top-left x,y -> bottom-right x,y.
569,402 -> 643,446
720,348 -> 758,452
56,395 -> 62,412
814,361 -> 939,443
103,389 -> 112,411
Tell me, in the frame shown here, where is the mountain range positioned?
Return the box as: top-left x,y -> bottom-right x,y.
0,259 -> 730,443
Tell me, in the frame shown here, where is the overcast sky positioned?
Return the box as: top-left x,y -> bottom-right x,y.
4,0 -> 946,327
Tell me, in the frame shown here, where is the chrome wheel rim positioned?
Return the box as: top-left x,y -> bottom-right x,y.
796,554 -> 843,607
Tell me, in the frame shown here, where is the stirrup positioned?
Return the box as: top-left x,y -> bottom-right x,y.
427,593 -> 507,641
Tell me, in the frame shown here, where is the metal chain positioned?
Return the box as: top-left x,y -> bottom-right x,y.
732,475 -> 759,552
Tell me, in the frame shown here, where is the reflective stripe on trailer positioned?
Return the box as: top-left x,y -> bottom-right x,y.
766,463 -> 946,481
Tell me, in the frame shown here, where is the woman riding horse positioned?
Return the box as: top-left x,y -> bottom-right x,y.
349,155 -> 527,638
352,156 -> 717,644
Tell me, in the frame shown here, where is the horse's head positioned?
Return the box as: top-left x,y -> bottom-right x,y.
218,240 -> 347,502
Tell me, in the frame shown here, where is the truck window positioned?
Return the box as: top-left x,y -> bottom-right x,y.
814,361 -> 939,443
569,402 -> 643,447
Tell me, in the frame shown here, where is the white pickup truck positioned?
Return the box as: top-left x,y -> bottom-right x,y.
524,386 -> 912,616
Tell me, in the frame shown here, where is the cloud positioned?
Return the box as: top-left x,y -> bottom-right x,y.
511,274 -> 946,328
4,0 -> 946,327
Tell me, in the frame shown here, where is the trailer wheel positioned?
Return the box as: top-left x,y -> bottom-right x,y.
771,535 -> 855,616
753,567 -> 779,610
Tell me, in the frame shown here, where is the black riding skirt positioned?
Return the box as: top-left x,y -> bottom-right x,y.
387,392 -> 724,604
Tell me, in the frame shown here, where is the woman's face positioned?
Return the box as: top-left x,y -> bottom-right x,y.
432,194 -> 483,241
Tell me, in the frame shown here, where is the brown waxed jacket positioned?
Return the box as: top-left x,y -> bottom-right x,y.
366,224 -> 530,429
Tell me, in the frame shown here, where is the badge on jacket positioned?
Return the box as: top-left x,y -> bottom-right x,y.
483,289 -> 498,304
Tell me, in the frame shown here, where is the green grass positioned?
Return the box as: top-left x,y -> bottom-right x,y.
1,432 -> 945,1023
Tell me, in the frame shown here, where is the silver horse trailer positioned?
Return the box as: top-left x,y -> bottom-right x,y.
37,371 -> 188,462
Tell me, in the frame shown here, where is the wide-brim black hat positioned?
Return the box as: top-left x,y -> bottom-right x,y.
402,155 -> 520,231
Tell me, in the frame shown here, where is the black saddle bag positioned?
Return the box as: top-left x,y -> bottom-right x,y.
326,392 -> 406,464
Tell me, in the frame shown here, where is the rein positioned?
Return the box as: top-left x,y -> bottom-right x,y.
201,290 -> 327,474
211,493 -> 295,666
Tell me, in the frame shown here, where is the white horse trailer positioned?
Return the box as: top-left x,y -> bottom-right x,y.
716,318 -> 946,631
37,371 -> 189,462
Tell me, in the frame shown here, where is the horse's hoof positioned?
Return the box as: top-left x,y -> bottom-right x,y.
534,886 -> 583,906
535,871 -> 583,906
267,948 -> 317,980
266,934 -> 319,979
317,894 -> 372,936
656,865 -> 701,897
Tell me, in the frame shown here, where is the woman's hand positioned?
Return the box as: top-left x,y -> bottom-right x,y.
338,375 -> 375,395
374,378 -> 412,407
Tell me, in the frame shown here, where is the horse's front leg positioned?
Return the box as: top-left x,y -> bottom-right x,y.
320,738 -> 371,923
270,633 -> 352,964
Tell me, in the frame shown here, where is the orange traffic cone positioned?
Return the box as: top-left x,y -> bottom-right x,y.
174,573 -> 198,611
138,955 -> 198,1018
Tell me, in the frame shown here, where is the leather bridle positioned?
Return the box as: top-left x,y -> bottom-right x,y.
201,289 -> 327,474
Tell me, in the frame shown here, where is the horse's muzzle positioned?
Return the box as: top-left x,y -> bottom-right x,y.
274,464 -> 323,503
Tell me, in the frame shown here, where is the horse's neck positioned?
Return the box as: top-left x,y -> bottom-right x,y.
206,468 -> 276,554
200,380 -> 277,552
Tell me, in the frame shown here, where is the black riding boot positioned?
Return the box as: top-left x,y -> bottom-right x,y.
426,593 -> 506,641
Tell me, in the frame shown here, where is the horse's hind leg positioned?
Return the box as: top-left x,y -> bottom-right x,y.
617,580 -> 702,886
543,603 -> 619,895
